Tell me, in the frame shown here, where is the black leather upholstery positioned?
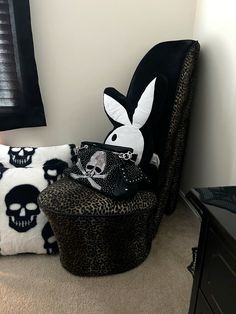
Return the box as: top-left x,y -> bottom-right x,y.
127,40 -> 198,161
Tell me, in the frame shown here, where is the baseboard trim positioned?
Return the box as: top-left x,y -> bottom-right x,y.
179,190 -> 201,219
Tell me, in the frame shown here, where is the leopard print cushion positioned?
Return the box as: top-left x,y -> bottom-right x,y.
38,177 -> 157,216
38,177 -> 158,276
46,207 -> 156,276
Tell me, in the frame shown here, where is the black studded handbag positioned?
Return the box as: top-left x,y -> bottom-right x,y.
64,141 -> 150,199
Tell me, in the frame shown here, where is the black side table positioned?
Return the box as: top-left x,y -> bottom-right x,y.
187,188 -> 236,314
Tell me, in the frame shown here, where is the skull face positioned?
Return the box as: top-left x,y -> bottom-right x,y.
85,151 -> 106,177
8,147 -> 36,167
43,159 -> 68,185
0,163 -> 7,180
42,222 -> 58,254
5,184 -> 40,232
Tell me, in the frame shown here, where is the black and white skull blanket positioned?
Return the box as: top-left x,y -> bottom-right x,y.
0,144 -> 77,255
0,167 -> 58,255
0,144 -> 77,168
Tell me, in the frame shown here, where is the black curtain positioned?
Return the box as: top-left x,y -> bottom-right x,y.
0,0 -> 46,131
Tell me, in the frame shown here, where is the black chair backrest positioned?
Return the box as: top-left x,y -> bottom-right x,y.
127,40 -> 199,161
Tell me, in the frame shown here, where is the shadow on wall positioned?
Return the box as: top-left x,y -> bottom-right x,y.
182,35 -> 236,192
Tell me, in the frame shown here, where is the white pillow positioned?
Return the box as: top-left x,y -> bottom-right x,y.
0,167 -> 58,255
0,144 -> 77,168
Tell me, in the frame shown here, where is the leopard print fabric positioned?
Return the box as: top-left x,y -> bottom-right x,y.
38,178 -> 158,276
45,207 -> 156,276
155,42 -> 200,222
38,178 -> 157,216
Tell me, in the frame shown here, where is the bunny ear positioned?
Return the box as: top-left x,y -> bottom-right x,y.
104,94 -> 131,126
132,77 -> 157,129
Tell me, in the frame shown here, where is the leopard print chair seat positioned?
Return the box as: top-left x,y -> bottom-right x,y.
38,178 -> 158,276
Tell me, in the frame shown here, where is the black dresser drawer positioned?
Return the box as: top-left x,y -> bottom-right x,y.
187,188 -> 236,314
195,290 -> 213,314
201,227 -> 236,314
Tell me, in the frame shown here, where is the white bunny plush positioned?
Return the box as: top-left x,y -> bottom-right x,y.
104,78 -> 157,165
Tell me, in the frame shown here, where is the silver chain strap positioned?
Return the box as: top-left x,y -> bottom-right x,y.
80,145 -> 135,162
117,151 -> 134,161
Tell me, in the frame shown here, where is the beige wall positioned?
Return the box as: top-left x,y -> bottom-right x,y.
181,0 -> 236,192
1,0 -> 197,146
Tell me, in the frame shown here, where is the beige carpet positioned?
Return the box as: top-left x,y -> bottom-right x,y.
0,200 -> 200,314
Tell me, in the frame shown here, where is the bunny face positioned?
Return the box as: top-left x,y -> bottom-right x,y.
105,126 -> 144,164
104,78 -> 156,165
